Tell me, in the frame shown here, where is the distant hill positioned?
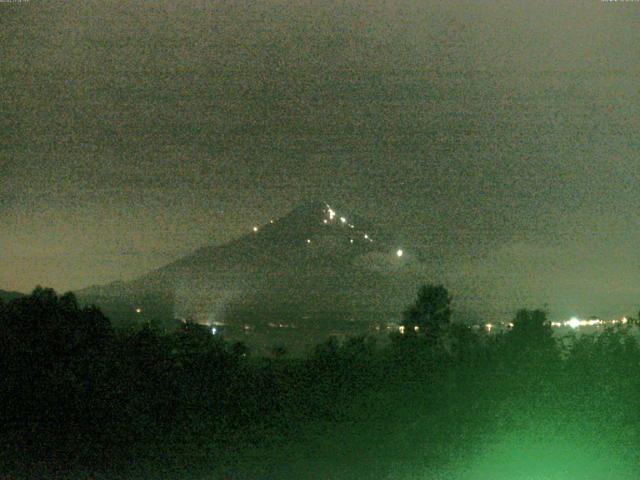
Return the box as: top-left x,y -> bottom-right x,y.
77,202 -> 424,331
0,289 -> 25,303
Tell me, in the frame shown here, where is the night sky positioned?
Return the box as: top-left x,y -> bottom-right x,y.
2,1 -> 639,320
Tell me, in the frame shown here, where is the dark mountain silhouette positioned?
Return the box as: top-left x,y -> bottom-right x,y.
77,202 -> 421,330
0,289 -> 25,303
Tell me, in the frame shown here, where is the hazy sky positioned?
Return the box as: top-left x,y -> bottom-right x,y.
2,1 -> 639,319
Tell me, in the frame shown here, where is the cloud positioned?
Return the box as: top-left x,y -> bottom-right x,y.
448,234 -> 640,320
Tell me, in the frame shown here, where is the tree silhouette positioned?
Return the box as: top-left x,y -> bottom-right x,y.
503,308 -> 558,368
402,284 -> 452,344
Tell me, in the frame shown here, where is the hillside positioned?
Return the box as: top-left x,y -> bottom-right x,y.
77,202 -> 422,334
0,289 -> 25,303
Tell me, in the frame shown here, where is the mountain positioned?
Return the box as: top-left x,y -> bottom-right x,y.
77,202 -> 422,332
0,289 -> 25,303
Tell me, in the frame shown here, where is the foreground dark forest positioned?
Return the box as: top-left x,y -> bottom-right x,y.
2,287 -> 640,479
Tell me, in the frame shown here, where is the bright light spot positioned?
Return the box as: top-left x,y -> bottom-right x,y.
396,249 -> 403,257
349,224 -> 355,229
364,234 -> 369,239
414,325 -> 419,332
399,325 -> 406,334
252,226 -> 258,232
507,322 -> 514,328
340,217 -> 347,223
486,323 -> 493,332
323,219 -> 328,224
211,327 -> 217,335
269,219 -> 274,224
566,317 -> 581,329
622,316 -> 628,324
306,238 -> 311,244
327,208 -> 336,220
551,321 -> 562,328
350,239 -> 354,244
135,308 -> 142,314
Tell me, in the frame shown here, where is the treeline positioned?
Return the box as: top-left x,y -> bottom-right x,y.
2,286 -> 640,479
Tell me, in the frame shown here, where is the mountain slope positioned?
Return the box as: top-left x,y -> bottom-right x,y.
0,289 -> 25,303
77,202 -> 419,328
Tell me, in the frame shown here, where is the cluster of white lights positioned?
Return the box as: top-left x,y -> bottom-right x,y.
479,316 -> 631,333
252,203 -> 389,250
560,316 -> 627,329
323,204 -> 376,244
245,205 -> 412,271
397,325 -> 420,335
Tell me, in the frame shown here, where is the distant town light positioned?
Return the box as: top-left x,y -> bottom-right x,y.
396,249 -> 403,257
399,325 -> 406,334
566,317 -> 580,329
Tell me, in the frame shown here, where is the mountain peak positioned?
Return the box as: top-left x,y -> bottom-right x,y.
279,201 -> 333,222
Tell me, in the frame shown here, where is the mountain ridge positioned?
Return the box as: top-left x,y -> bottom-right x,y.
0,289 -> 25,303
76,202 -> 418,328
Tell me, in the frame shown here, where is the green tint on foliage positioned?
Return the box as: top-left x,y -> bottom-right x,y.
2,286 -> 640,479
